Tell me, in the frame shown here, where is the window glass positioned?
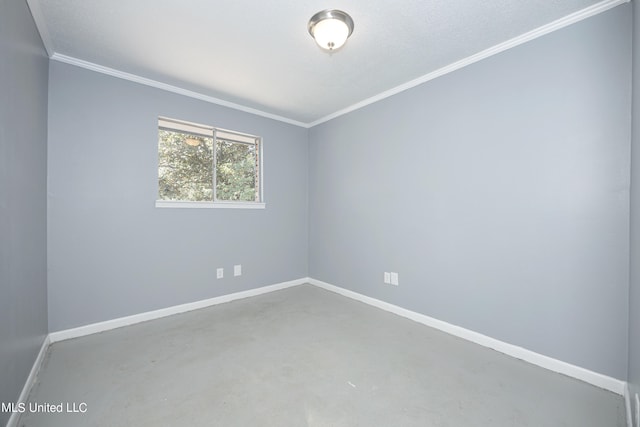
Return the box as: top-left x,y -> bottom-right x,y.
158,129 -> 214,201
216,137 -> 258,202
157,118 -> 262,204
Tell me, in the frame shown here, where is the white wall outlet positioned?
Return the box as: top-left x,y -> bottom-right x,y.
216,268 -> 224,279
234,264 -> 242,277
390,272 -> 399,286
384,272 -> 391,284
635,393 -> 639,427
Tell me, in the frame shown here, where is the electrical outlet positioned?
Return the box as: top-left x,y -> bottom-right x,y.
635,393 -> 639,427
390,272 -> 399,286
216,268 -> 224,279
234,264 -> 242,277
384,272 -> 390,284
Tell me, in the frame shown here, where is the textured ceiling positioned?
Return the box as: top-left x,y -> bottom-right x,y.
28,0 -> 616,125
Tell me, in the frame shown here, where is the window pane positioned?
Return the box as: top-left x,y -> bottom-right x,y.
216,139 -> 257,202
158,129 -> 214,201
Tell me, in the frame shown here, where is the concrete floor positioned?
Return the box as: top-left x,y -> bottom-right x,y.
20,284 -> 625,426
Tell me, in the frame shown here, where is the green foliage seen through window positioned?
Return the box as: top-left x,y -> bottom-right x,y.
158,126 -> 259,202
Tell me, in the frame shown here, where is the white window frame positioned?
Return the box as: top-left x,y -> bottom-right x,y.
156,117 -> 265,209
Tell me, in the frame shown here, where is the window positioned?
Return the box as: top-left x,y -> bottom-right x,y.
156,117 -> 264,208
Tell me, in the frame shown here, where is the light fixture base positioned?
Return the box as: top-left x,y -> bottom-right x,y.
308,9 -> 354,51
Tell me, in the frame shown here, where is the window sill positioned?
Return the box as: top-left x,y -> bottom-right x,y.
155,200 -> 266,209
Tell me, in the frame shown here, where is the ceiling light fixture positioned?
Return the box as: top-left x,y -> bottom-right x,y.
308,9 -> 354,51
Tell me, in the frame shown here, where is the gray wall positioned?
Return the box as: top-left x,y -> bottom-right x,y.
629,0 -> 640,420
309,5 -> 631,380
47,62 -> 308,331
20,0 -> 637,404
0,0 -> 49,424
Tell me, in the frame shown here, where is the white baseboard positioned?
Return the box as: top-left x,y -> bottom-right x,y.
6,335 -> 50,427
625,383 -> 633,427
308,278 -> 626,395
16,274 -> 626,427
49,278 -> 307,343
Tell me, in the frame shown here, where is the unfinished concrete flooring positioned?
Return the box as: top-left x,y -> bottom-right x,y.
20,285 -> 625,426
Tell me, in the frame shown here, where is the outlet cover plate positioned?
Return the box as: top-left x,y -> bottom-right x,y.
216,268 -> 224,279
384,272 -> 391,284
234,265 -> 242,276
390,272 -> 399,286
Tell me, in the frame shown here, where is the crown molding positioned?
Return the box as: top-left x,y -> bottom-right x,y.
29,0 -> 628,129
307,0 -> 630,127
50,53 -> 309,128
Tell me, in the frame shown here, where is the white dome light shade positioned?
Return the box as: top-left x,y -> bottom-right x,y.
308,10 -> 354,51
312,18 -> 349,50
